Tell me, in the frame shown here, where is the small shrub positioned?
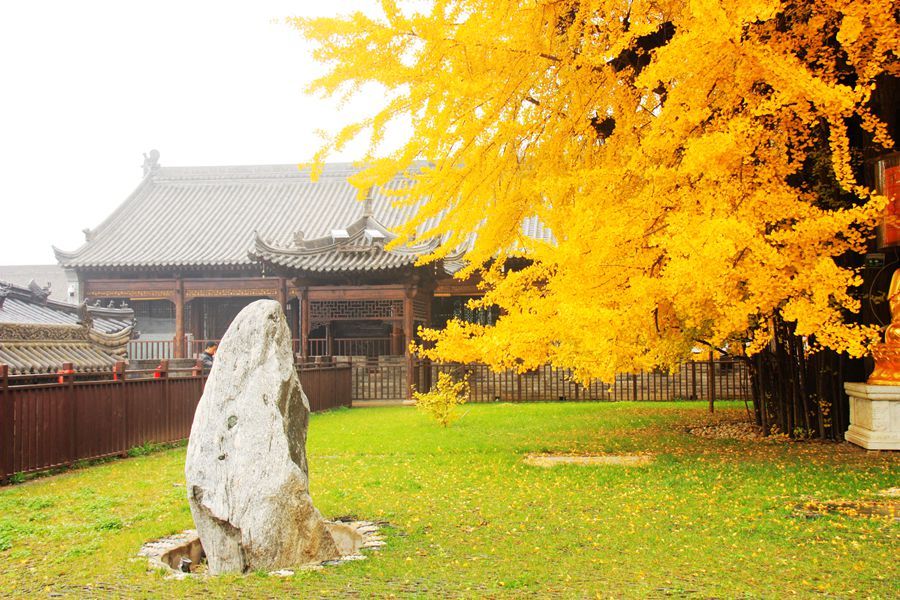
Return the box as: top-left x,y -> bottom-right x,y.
9,472 -> 25,485
95,517 -> 124,532
414,371 -> 470,427
127,442 -> 162,457
25,498 -> 53,511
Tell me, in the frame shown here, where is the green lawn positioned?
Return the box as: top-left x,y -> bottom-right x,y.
0,401 -> 897,598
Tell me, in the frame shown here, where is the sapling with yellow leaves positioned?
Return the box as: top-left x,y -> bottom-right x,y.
413,371 -> 470,427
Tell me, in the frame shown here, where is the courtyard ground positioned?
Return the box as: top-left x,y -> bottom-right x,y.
0,401 -> 896,598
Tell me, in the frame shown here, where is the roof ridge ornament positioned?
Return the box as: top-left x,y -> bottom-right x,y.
142,149 -> 161,177
27,279 -> 51,303
362,187 -> 374,218
77,301 -> 94,328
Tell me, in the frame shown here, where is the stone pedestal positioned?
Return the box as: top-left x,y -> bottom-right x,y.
844,383 -> 900,450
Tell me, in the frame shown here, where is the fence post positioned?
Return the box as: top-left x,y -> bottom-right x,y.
159,359 -> 170,443
115,361 -> 128,457
63,362 -> 76,466
632,373 -> 638,401
0,364 -> 11,483
405,359 -> 415,400
516,371 -> 522,402
193,357 -> 204,426
690,361 -> 697,400
708,351 -> 716,413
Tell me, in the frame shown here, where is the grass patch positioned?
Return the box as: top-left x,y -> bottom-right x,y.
0,401 -> 896,598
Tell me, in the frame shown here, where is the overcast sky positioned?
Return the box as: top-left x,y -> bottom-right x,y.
0,1 -> 395,265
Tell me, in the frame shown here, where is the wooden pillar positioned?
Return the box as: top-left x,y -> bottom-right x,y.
299,288 -> 310,362
289,297 -> 300,346
326,322 -> 334,356
173,278 -> 185,359
422,288 -> 433,393
187,298 -> 202,341
276,277 -> 287,311
391,323 -> 404,355
404,291 -> 415,399
424,292 -> 433,327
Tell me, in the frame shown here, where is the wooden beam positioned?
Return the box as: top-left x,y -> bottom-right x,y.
433,274 -> 484,297
308,285 -> 407,301
84,277 -> 284,300
84,278 -> 176,299
183,277 -> 281,299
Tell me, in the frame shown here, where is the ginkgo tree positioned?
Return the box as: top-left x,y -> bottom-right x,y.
293,1 -> 898,388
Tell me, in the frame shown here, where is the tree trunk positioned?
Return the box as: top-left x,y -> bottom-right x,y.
748,313 -> 864,440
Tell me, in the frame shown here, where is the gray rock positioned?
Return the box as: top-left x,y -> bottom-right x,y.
185,299 -> 340,574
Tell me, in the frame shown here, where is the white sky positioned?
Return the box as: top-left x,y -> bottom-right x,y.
0,1 -> 395,265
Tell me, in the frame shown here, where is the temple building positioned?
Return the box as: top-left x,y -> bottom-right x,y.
54,155 -> 552,389
0,280 -> 134,374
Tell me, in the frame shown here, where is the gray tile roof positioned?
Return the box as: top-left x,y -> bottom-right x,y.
250,215 -> 440,273
0,265 -> 74,302
0,340 -> 124,374
0,281 -> 135,374
0,281 -> 134,334
54,161 -> 555,273
54,163 -> 436,270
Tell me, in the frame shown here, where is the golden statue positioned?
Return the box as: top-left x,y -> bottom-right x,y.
868,269 -> 900,385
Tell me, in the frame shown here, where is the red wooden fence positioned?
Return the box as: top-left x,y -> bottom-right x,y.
0,361 -> 351,484
298,362 -> 352,412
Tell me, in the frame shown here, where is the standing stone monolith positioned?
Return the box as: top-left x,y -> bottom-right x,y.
185,299 -> 340,574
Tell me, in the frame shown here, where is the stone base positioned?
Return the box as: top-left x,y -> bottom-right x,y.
844,383 -> 900,450
138,521 -> 385,579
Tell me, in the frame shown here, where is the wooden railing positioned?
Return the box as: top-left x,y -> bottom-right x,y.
417,359 -> 753,403
0,360 -> 352,484
352,358 -> 409,401
126,340 -> 175,361
307,338 -> 328,357
348,358 -> 754,402
333,337 -> 393,357
182,337 -> 391,359
306,338 -> 395,357
123,338 -> 752,404
185,338 -> 216,359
